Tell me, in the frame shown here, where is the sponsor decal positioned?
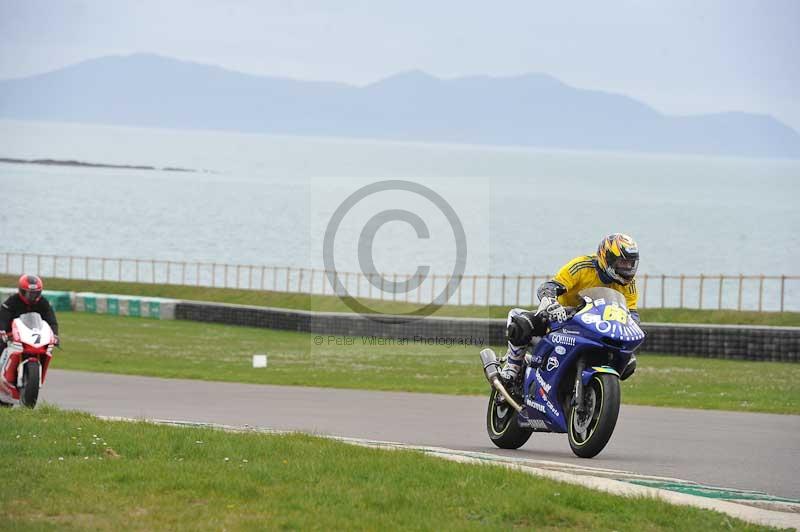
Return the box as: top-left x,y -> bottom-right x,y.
525,397 -> 546,414
545,397 -> 560,417
554,345 -> 566,355
581,313 -> 600,325
550,333 -> 576,346
535,370 -> 552,393
560,328 -> 581,335
546,356 -> 559,372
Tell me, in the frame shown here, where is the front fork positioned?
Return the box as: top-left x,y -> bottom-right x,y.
572,357 -> 586,414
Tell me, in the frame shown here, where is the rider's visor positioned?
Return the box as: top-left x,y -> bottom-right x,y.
615,258 -> 639,279
21,288 -> 41,302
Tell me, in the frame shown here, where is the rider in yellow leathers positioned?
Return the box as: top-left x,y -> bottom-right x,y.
501,233 -> 640,381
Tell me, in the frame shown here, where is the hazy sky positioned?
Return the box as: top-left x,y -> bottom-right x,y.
1,0 -> 798,129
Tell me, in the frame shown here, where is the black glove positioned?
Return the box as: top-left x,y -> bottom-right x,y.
507,311 -> 548,346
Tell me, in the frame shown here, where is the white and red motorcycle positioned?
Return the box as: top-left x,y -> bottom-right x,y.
0,312 -> 56,408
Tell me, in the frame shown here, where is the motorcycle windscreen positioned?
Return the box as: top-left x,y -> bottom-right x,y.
18,312 -> 44,330
577,287 -> 628,309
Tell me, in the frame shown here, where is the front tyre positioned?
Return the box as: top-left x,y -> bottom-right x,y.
486,387 -> 533,449
568,373 -> 620,458
19,360 -> 40,409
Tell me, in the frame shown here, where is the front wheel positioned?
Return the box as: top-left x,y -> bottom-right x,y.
568,373 -> 620,458
19,360 -> 40,409
486,387 -> 533,449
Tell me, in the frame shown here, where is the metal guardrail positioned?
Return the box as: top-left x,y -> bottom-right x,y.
2,252 -> 798,312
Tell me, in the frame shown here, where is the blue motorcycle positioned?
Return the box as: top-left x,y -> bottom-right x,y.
479,287 -> 645,458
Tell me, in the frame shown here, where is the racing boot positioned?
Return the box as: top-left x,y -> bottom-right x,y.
499,343 -> 526,382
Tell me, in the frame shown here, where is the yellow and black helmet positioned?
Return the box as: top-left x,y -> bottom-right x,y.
597,233 -> 639,285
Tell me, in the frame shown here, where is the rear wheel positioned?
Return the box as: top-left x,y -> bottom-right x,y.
19,360 -> 40,409
568,373 -> 620,458
486,387 -> 533,449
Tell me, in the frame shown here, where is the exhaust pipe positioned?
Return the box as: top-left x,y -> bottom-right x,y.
480,348 -> 522,413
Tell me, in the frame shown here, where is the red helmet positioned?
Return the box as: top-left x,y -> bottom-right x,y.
18,274 -> 43,304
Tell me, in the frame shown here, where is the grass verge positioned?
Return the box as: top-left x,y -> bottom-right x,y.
0,406 -> 778,531
3,274 -> 798,326
54,313 -> 800,414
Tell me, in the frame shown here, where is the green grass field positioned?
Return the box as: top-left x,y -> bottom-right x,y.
0,406 -> 778,531
54,313 -> 800,414
5,274 -> 798,326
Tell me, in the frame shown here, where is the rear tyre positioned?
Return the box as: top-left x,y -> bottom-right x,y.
486,387 -> 533,449
19,361 -> 40,409
568,373 -> 620,458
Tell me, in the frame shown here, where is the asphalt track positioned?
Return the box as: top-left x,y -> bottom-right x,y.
42,369 -> 800,500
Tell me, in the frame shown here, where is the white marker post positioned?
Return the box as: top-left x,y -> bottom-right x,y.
252,354 -> 268,368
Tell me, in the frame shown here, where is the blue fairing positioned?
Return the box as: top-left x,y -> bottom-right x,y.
518,291 -> 645,434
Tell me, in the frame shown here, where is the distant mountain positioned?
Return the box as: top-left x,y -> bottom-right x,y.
1,53 -> 798,158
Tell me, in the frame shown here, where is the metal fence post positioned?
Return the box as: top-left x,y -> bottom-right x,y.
641,273 -> 647,308
780,275 -> 786,312
261,266 -> 266,290
236,265 -> 241,288
429,274 -> 434,303
151,260 -> 155,283
118,259 -> 123,281
485,275 -> 491,307
85,256 -> 89,280
472,275 -> 477,306
37,254 -> 41,275
698,274 -> 704,309
758,274 -> 764,312
737,274 -> 743,311
52,255 -> 56,277
679,274 -> 685,308
660,274 -> 665,308
298,268 -> 304,293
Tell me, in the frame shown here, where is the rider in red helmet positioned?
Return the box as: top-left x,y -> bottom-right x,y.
0,274 -> 60,351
